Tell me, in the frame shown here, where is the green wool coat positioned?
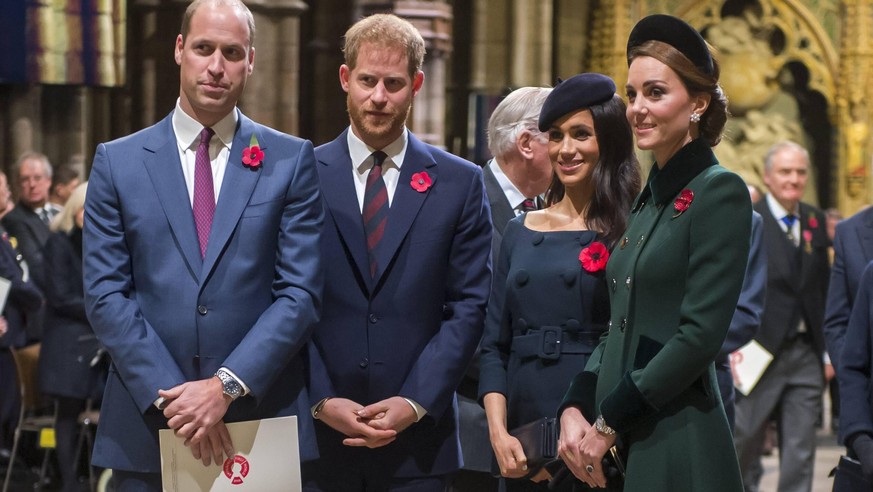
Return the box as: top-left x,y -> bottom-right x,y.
563,139 -> 750,491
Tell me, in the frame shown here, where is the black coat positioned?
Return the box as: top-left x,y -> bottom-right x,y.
0,225 -> 43,349
37,229 -> 105,399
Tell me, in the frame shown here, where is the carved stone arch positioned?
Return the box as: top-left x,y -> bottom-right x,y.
671,0 -> 838,206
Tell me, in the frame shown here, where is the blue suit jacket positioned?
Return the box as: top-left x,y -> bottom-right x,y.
825,206 -> 873,369
838,259 -> 873,443
307,129 -> 492,477
83,110 -> 324,472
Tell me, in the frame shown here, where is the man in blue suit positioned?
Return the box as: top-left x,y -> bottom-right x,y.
304,13 -> 492,491
825,206 -> 873,372
83,1 -> 323,489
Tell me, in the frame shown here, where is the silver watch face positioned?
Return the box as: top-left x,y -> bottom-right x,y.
217,371 -> 242,398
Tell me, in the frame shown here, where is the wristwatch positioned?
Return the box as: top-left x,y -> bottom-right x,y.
215,368 -> 243,400
594,415 -> 616,436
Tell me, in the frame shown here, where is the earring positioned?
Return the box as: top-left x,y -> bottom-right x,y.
690,113 -> 701,123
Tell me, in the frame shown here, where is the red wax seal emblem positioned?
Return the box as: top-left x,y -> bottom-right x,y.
223,455 -> 250,485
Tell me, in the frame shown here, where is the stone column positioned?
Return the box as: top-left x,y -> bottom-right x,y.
509,0 -> 552,87
242,1 -> 308,135
836,0 -> 873,216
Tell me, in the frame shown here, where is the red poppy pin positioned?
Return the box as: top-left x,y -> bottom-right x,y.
579,241 -> 609,273
808,214 -> 819,229
673,189 -> 694,218
242,134 -> 264,169
803,230 -> 813,244
411,172 -> 432,192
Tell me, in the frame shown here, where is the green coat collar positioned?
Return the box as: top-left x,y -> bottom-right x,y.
632,138 -> 717,211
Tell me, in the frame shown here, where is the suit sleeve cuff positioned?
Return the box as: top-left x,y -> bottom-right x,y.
599,372 -> 658,434
558,371 -> 598,421
403,398 -> 427,422
220,366 -> 251,396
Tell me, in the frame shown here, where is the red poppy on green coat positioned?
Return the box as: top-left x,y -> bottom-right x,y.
673,189 -> 694,218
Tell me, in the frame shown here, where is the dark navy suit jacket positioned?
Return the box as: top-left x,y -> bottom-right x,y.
825,206 -> 873,369
83,110 -> 324,472
838,260 -> 873,444
308,129 -> 492,478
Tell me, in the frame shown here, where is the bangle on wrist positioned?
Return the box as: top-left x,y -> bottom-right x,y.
312,397 -> 332,419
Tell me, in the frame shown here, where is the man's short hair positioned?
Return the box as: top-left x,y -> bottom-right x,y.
343,13 -> 425,79
181,0 -> 256,49
15,151 -> 53,180
764,141 -> 809,173
487,87 -> 552,158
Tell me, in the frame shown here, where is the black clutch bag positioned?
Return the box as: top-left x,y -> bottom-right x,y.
830,455 -> 872,492
510,417 -> 558,469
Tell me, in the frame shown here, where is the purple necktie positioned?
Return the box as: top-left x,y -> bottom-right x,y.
363,151 -> 388,277
193,127 -> 215,258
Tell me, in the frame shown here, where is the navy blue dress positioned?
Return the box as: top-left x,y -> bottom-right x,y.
479,214 -> 610,431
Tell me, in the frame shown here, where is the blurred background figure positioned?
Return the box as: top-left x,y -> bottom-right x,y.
0,169 -> 44,464
48,165 -> 81,211
39,182 -> 104,492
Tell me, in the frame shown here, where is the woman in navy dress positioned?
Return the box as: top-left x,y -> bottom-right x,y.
478,74 -> 640,491
38,182 -> 106,492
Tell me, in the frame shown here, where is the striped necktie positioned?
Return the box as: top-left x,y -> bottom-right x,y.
363,151 -> 389,277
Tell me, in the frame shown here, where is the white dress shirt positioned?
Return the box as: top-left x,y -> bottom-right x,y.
487,159 -> 529,215
347,128 -> 408,211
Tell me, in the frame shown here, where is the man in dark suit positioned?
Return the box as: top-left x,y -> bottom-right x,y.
718,210 -> 766,430
734,141 -> 830,492
825,206 -> 873,372
83,1 -> 324,489
452,86 -> 551,491
304,13 -> 492,491
3,152 -> 55,290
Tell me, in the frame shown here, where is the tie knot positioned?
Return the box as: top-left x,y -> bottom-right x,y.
781,214 -> 797,228
371,151 -> 387,170
200,127 -> 215,145
520,198 -> 537,212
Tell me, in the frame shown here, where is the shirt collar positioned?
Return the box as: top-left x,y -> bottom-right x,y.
766,192 -> 798,220
347,127 -> 408,173
488,158 -> 527,209
172,99 -> 238,151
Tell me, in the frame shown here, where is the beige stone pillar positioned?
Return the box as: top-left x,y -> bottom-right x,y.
836,0 -> 873,216
509,0 -> 552,87
242,1 -> 308,135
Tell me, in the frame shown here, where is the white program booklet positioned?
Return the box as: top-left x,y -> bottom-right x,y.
730,340 -> 774,396
0,276 -> 11,313
160,416 -> 301,491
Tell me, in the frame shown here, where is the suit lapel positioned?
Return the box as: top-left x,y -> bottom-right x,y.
201,112 -> 262,283
859,208 -> 873,261
755,200 -> 800,291
483,164 -> 514,237
317,131 -> 371,286
373,134 -> 437,283
143,115 -> 202,281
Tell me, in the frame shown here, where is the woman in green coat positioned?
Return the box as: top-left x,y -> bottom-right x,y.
557,15 -> 750,491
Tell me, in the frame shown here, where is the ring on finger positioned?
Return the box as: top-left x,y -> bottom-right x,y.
585,464 -> 595,474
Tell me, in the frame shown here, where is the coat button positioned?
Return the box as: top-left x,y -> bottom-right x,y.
625,276 -> 632,289
368,313 -> 378,323
611,278 -> 616,292
620,318 -> 627,332
198,305 -> 207,315
359,358 -> 369,368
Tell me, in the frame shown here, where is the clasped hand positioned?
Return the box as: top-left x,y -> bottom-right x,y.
318,396 -> 417,448
558,406 -> 615,489
159,377 -> 235,466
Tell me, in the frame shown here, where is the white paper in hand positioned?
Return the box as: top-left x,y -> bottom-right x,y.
730,340 -> 774,396
0,276 -> 12,313
160,416 -> 301,491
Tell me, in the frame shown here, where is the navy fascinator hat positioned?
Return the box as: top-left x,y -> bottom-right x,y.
537,73 -> 617,132
626,14 -> 714,76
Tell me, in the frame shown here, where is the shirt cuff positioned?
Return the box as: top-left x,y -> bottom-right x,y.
403,398 -> 427,422
154,397 -> 166,410
219,366 -> 250,396
824,352 -> 832,365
